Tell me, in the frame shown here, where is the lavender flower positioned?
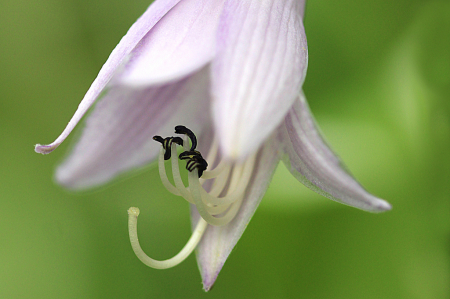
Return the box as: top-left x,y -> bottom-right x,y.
35,0 -> 391,291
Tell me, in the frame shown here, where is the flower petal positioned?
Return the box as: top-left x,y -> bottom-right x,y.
211,0 -> 307,160
56,67 -> 211,189
191,137 -> 281,291
118,0 -> 226,87
280,92 -> 392,212
35,0 -> 182,154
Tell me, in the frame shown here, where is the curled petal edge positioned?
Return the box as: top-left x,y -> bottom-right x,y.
55,67 -> 211,190
35,0 -> 182,154
279,92 -> 391,212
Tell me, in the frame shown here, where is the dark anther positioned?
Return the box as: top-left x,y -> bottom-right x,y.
173,126 -> 207,177
153,136 -> 184,160
179,151 -> 208,178
174,125 -> 197,151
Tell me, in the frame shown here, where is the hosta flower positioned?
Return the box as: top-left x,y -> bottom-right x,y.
35,0 -> 391,291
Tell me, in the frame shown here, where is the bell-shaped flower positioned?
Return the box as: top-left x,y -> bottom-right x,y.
35,0 -> 391,291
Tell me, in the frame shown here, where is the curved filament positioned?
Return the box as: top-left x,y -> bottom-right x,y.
128,207 -> 207,269
158,147 -> 181,196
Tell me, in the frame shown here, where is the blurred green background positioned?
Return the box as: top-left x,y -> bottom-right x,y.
1,0 -> 449,298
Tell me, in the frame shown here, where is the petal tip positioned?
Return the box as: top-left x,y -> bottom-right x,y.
199,258 -> 226,292
54,165 -> 86,190
34,143 -> 57,155
202,270 -> 221,292
364,197 -> 391,213
374,199 -> 392,212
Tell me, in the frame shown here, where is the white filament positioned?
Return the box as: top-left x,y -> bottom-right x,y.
170,145 -> 194,204
158,147 -> 181,196
188,168 -> 245,226
205,164 -> 231,197
165,137 -> 256,226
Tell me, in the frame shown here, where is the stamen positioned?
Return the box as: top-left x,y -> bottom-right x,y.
188,168 -> 244,226
179,150 -> 208,177
200,159 -> 227,180
205,203 -> 230,216
153,136 -> 183,160
153,127 -> 257,225
157,147 -> 181,196
182,134 -> 190,151
170,144 -> 195,204
174,125 -> 197,151
206,164 -> 231,197
128,207 -> 207,269
201,154 -> 256,206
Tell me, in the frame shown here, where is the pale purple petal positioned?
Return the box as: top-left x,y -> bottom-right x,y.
35,0 -> 182,154
280,92 -> 392,212
211,0 -> 307,160
298,0 -> 306,19
191,137 -> 282,291
118,0 -> 226,87
56,67 -> 211,189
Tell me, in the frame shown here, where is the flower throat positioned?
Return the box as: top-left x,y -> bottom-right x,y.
127,125 -> 256,269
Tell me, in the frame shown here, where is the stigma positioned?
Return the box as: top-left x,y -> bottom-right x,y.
128,126 -> 257,269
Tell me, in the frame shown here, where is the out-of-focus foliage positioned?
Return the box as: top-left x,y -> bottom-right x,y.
0,0 -> 448,298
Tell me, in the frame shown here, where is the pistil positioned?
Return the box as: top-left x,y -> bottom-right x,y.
128,207 -> 207,269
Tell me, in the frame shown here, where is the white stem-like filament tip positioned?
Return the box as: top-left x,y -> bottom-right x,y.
128,207 -> 207,269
